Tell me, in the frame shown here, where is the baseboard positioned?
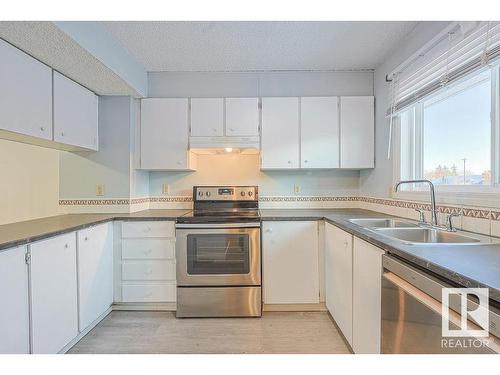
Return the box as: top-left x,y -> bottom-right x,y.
58,307 -> 113,354
112,302 -> 176,311
263,302 -> 327,312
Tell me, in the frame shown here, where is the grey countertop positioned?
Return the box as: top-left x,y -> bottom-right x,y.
0,210 -> 190,251
261,208 -> 500,304
1,208 -> 499,304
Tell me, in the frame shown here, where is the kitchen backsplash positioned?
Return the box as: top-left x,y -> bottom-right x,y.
58,194 -> 500,238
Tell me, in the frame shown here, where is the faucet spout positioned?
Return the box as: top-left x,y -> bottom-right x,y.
394,179 -> 438,226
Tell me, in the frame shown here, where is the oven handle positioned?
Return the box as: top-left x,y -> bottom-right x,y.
175,222 -> 261,229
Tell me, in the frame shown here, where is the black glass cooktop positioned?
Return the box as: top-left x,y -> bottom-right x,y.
177,209 -> 261,223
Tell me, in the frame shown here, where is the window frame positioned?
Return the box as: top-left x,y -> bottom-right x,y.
393,62 -> 500,204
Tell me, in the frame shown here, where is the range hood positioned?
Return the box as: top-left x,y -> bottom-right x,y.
189,136 -> 260,154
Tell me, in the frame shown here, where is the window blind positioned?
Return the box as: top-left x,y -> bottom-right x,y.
387,21 -> 500,116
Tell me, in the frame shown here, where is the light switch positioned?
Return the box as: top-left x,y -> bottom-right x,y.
162,183 -> 170,195
294,184 -> 301,194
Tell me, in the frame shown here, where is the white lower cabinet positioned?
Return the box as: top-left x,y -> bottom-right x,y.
325,223 -> 385,353
262,221 -> 319,304
0,246 -> 30,353
119,221 -> 177,304
30,232 -> 78,354
352,237 -> 384,354
77,223 -> 113,332
325,223 -> 353,345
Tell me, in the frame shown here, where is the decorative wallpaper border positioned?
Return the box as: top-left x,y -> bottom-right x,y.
59,195 -> 500,220
258,196 -> 358,202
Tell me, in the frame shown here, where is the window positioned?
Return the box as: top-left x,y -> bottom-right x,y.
397,64 -> 499,191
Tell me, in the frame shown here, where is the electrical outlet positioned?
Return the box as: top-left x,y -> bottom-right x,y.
96,184 -> 105,196
293,184 -> 301,195
162,183 -> 169,195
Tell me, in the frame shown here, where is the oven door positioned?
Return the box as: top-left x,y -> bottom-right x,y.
175,223 -> 261,286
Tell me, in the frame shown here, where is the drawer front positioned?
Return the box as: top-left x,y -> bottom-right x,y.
122,239 -> 175,260
121,221 -> 175,238
122,261 -> 176,281
122,284 -> 176,302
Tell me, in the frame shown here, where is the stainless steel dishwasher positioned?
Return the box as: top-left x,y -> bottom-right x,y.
381,255 -> 500,354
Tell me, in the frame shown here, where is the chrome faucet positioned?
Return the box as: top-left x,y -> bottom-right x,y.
394,179 -> 439,226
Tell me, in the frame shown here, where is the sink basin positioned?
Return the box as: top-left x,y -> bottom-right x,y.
349,218 -> 418,228
374,227 -> 481,244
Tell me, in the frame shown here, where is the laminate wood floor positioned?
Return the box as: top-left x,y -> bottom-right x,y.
68,311 -> 351,354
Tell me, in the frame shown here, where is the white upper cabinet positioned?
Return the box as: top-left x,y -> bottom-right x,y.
300,97 -> 339,168
340,96 -> 374,168
225,98 -> 260,137
140,98 -> 196,170
190,98 -> 224,137
0,38 -> 52,141
77,223 -> 113,332
30,232 -> 78,354
0,246 -> 30,354
53,71 -> 98,151
261,97 -> 300,169
262,221 -> 319,304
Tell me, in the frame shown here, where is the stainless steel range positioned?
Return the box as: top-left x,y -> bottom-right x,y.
175,186 -> 261,318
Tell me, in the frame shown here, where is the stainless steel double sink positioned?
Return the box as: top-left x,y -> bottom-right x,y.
348,218 -> 485,245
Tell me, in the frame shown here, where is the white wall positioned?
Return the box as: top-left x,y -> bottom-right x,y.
359,22 -> 452,198
150,153 -> 359,196
0,140 -> 60,225
60,96 -> 147,199
148,70 -> 372,197
148,70 -> 373,98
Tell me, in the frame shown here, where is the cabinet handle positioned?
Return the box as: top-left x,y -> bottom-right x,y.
287,160 -> 292,164
144,227 -> 152,232
64,243 -> 69,249
228,127 -> 234,131
177,161 -> 182,165
212,128 -> 217,132
84,236 -> 88,241
344,241 -> 349,247
61,132 -> 65,137
40,126 -> 45,131
304,160 -> 308,163
266,228 -> 273,233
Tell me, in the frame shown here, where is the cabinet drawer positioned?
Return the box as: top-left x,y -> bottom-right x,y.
122,261 -> 176,281
121,221 -> 175,238
122,239 -> 175,260
122,283 -> 176,303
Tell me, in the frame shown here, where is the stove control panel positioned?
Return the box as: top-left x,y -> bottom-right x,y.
194,186 -> 258,201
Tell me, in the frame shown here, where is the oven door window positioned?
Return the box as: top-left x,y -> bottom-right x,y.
186,233 -> 250,275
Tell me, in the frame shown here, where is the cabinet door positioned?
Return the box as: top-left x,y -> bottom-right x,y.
340,96 -> 374,168
0,246 -> 30,353
225,97 -> 260,136
261,97 -> 300,169
53,71 -> 98,150
262,221 -> 319,304
30,232 -> 78,354
353,237 -> 384,354
190,98 -> 224,137
325,223 -> 353,345
301,97 -> 339,168
77,223 -> 113,332
140,98 -> 193,170
0,39 -> 52,140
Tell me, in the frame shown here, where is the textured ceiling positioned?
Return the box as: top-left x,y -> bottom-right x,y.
101,21 -> 419,72
0,21 -> 142,96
